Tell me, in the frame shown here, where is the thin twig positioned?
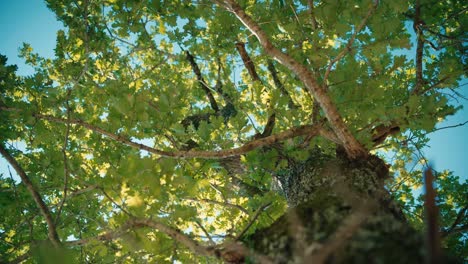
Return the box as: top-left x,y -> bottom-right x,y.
235,202 -> 271,240
266,60 -> 296,109
323,2 -> 378,82
432,120 -> 468,132
55,90 -> 72,225
185,197 -> 249,215
195,221 -> 215,245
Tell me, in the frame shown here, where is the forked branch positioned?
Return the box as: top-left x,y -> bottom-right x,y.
216,0 -> 367,158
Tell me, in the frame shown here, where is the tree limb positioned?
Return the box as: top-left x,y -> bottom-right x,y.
0,144 -> 61,247
34,113 -> 324,159
67,217 -> 272,263
424,168 -> 441,264
413,0 -> 425,94
235,42 -> 277,139
235,41 -> 261,82
217,0 -> 367,158
185,50 -> 220,112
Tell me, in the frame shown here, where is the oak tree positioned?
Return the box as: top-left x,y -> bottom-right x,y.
1,0 -> 467,263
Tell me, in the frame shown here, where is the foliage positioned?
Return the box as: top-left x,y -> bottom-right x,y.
0,0 -> 466,262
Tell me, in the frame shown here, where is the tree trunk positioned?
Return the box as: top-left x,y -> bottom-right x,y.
239,148 -> 455,264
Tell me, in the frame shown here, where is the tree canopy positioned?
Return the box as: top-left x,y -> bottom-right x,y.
0,0 -> 467,263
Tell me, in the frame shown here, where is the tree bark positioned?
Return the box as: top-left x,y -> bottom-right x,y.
237,149 -> 459,264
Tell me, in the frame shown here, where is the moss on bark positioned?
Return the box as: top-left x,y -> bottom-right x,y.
243,148 -> 431,263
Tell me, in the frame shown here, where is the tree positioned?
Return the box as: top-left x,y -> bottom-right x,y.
1,0 -> 467,263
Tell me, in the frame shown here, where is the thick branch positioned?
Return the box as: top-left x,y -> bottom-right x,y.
235,42 -> 277,139
219,0 -> 367,158
185,51 -> 220,112
67,217 -> 272,263
424,168 -> 441,264
413,0 -> 425,94
254,113 -> 276,140
371,122 -> 401,146
0,145 -> 61,247
35,113 -> 323,159
235,41 -> 261,82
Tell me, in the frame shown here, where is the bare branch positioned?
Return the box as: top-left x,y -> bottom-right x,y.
442,224 -> 468,237
0,145 -> 61,247
431,120 -> 468,133
217,0 -> 367,158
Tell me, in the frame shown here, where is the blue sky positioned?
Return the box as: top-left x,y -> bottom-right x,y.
0,1 -> 467,182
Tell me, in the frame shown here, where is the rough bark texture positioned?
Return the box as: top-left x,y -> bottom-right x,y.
240,149 -> 461,264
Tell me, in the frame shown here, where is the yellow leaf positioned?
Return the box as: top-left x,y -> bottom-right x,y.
76,38 -> 83,47
76,105 -> 84,114
72,53 -> 81,61
95,59 -> 103,71
135,79 -> 143,91
13,90 -> 23,98
159,22 -> 166,34
127,194 -> 143,207
5,230 -> 15,243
